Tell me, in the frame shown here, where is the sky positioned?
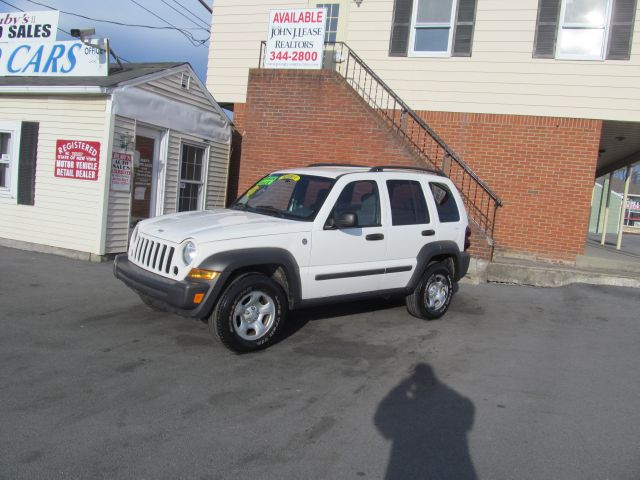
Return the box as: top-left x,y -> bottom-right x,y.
0,0 -> 213,81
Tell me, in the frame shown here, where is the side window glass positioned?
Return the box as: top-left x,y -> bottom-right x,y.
387,180 -> 430,226
430,183 -> 460,223
331,180 -> 380,228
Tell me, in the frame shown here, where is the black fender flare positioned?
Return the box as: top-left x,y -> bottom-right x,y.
198,248 -> 302,309
407,241 -> 466,290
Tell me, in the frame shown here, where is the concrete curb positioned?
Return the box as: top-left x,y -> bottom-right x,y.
487,260 -> 640,288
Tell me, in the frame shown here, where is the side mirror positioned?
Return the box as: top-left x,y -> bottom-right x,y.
334,212 -> 358,229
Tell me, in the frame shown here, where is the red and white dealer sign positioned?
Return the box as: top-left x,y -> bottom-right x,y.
54,139 -> 100,181
265,8 -> 326,69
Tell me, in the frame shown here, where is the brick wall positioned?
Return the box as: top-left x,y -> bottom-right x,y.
417,112 -> 602,262
233,68 -> 602,263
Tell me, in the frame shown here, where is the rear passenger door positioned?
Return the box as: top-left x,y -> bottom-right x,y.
384,179 -> 436,289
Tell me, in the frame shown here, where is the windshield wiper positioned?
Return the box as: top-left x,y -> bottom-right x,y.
251,205 -> 285,218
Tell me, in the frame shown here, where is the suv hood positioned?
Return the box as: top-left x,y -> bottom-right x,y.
137,208 -> 310,244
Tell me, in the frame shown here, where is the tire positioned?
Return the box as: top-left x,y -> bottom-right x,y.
405,262 -> 454,320
139,293 -> 169,312
209,273 -> 287,353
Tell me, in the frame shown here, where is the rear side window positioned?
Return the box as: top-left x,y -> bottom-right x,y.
430,183 -> 460,223
386,180 -> 430,226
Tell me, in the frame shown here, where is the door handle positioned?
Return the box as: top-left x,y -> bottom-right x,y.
366,233 -> 384,241
422,229 -> 435,236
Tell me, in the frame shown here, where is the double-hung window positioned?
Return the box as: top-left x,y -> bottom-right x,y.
558,0 -> 612,59
178,143 -> 207,212
410,0 -> 457,55
389,0 -> 478,57
0,121 -> 22,200
534,0 -> 637,60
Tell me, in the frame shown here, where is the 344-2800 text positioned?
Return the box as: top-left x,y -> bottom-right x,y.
269,50 -> 318,62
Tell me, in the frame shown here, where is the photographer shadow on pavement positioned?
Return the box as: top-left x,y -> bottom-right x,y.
374,363 -> 477,480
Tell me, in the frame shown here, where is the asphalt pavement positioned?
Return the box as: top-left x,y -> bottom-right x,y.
1,246 -> 639,480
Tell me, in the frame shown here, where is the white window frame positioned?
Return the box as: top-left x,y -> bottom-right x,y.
0,120 -> 22,201
177,141 -> 209,212
408,0 -> 458,57
556,0 -> 613,60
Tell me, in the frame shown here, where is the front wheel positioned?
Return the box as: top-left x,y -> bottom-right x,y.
209,274 -> 287,353
406,262 -> 454,320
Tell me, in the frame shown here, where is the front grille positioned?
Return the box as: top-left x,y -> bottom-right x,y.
130,234 -> 178,277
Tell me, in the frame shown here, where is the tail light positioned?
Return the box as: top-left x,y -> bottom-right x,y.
464,226 -> 471,251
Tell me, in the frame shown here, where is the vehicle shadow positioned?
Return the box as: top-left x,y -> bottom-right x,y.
374,363 -> 477,480
280,296 -> 405,341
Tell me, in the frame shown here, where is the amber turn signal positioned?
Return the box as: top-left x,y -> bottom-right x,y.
193,293 -> 205,304
187,268 -> 220,280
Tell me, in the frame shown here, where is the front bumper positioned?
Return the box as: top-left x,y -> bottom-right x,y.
113,254 -> 219,318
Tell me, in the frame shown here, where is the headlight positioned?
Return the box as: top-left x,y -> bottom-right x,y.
182,241 -> 197,266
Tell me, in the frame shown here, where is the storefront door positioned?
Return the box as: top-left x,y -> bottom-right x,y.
130,128 -> 162,227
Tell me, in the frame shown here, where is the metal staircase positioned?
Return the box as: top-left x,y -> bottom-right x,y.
259,42 -> 502,241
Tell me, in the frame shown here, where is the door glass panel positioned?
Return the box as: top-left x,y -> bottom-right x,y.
387,180 -> 430,226
131,136 -> 155,222
331,180 -> 380,228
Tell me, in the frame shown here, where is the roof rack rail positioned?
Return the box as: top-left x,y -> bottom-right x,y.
307,163 -> 370,168
369,165 -> 445,176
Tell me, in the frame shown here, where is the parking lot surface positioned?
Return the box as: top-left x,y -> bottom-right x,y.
1,246 -> 639,480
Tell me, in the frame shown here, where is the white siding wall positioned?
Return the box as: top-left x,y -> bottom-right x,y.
104,69 -> 231,254
0,95 -> 109,254
104,115 -> 135,254
207,0 -> 640,121
164,131 -> 229,214
138,71 -> 221,115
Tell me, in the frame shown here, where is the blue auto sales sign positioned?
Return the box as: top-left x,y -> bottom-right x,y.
0,10 -> 108,77
0,40 -> 108,76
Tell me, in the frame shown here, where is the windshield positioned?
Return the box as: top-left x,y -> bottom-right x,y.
231,174 -> 335,221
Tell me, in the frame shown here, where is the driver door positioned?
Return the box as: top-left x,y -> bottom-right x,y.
305,179 -> 387,299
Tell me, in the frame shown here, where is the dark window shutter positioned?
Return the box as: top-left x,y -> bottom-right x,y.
452,0 -> 477,57
533,0 -> 561,58
607,0 -> 637,60
17,122 -> 39,206
389,0 -> 414,56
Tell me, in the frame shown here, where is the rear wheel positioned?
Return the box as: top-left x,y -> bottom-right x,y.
406,262 -> 454,320
209,274 -> 286,353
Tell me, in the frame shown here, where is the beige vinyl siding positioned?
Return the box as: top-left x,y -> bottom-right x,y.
104,115 -> 135,254
164,132 -> 229,214
0,95 -> 108,254
207,0 -> 640,121
207,0 -> 308,102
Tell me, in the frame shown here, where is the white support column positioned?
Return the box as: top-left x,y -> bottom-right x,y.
616,165 -> 633,250
601,173 -> 613,245
595,177 -> 607,234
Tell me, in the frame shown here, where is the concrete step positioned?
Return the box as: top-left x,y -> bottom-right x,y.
486,257 -> 640,288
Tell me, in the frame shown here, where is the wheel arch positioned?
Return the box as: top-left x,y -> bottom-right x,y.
198,248 -> 302,310
407,241 -> 463,291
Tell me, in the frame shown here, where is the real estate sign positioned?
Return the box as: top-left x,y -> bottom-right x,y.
0,40 -> 108,76
265,8 -> 326,69
0,10 -> 59,43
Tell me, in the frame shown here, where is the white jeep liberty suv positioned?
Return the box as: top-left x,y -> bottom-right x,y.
114,164 -> 471,352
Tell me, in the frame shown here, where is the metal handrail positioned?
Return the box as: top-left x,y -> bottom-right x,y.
258,41 -> 502,240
